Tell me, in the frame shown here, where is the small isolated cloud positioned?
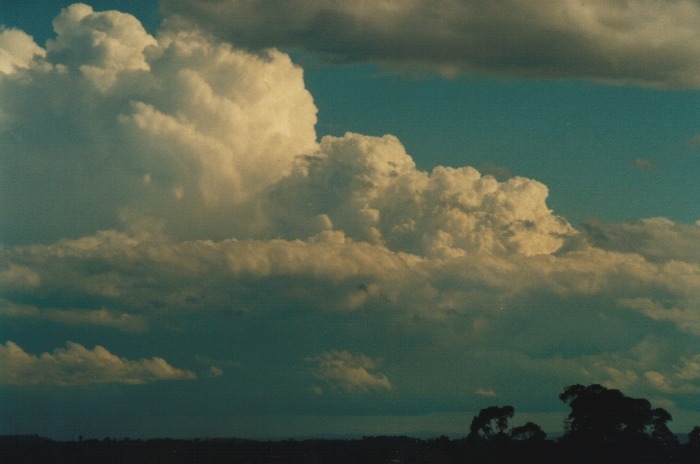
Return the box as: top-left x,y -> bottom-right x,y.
307,350 -> 392,393
475,388 -> 497,398
0,341 -> 196,386
163,0 -> 700,88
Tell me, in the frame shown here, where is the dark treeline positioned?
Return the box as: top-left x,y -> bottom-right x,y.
4,384 -> 700,464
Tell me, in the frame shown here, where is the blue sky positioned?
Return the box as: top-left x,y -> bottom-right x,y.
2,0 -> 700,440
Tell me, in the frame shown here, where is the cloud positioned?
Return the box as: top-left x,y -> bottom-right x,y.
0,27 -> 45,74
0,301 -> 148,332
1,3 -> 575,257
46,3 -> 157,90
162,0 -> 700,88
267,132 -> 575,258
475,388 -> 497,398
307,350 -> 392,393
618,298 -> 700,336
582,218 -> 700,263
0,3 -> 317,244
3,4 -> 700,432
0,341 -> 195,386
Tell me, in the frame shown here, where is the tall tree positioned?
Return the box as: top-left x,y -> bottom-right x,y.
468,405 -> 515,441
560,384 -> 674,444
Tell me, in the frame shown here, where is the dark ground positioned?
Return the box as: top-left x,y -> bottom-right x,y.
3,433 -> 700,464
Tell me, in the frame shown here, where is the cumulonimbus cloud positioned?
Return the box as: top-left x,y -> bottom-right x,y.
162,0 -> 700,88
0,341 -> 195,386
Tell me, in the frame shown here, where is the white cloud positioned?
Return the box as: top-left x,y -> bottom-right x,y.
0,27 -> 45,74
46,3 -> 157,90
0,341 -> 195,386
1,4 -> 576,258
307,350 -> 392,393
162,0 -> 700,88
267,132 -> 575,257
0,4 -> 317,244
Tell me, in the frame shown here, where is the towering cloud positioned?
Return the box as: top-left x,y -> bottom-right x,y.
0,3 -> 317,244
162,0 -> 700,88
267,132 -> 574,257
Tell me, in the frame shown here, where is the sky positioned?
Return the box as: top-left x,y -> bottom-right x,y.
1,0 -> 700,440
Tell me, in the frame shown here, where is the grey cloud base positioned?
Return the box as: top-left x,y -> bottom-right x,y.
163,0 -> 700,88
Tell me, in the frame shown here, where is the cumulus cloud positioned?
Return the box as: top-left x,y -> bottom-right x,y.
0,341 -> 195,386
163,0 -> 700,88
1,3 -> 576,258
0,3 -> 317,244
308,350 -> 392,393
46,3 -> 157,90
0,27 -> 45,74
267,132 -> 575,257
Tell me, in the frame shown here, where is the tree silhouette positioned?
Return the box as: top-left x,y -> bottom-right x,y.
467,405 -> 515,441
650,407 -> 678,451
689,425 -> 700,448
559,384 -> 673,441
510,422 -> 547,442
559,384 -> 677,463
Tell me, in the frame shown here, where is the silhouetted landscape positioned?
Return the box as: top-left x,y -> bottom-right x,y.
4,384 -> 700,463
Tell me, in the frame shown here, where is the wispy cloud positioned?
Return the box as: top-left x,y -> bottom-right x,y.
0,301 -> 148,332
475,388 -> 497,398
